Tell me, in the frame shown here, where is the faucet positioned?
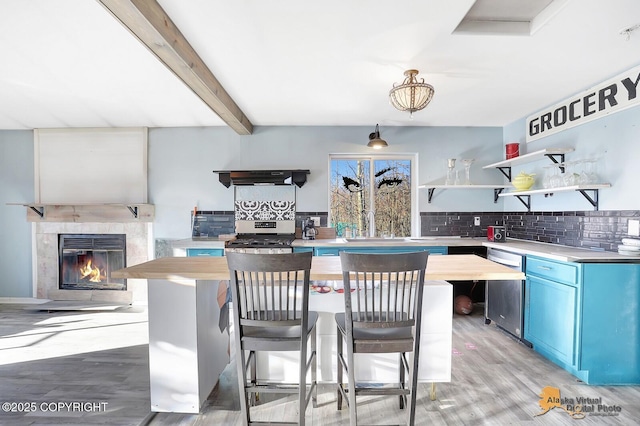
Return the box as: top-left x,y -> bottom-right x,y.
367,210 -> 376,237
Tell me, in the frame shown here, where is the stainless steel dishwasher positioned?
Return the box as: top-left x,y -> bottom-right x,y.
485,248 -> 527,341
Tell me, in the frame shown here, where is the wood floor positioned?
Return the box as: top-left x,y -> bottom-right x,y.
1,303 -> 638,425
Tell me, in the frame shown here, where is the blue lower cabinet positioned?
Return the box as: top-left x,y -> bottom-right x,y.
524,275 -> 577,369
186,248 -> 225,257
313,246 -> 447,256
579,263 -> 640,385
524,256 -> 640,385
293,247 -> 314,253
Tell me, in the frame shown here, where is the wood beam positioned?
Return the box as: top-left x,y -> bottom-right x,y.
97,0 -> 253,135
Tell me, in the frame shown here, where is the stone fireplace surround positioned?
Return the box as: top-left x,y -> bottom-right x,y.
35,220 -> 151,304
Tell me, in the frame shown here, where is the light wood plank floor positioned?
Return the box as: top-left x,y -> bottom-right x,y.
1,303 -> 638,425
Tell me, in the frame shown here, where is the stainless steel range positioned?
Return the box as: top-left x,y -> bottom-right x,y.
226,186 -> 296,254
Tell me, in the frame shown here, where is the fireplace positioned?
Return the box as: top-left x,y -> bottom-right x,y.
58,234 -> 127,291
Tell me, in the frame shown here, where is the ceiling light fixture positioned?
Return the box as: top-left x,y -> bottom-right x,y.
367,124 -> 388,149
389,69 -> 435,118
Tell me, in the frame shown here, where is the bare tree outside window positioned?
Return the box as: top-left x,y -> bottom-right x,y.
330,157 -> 412,237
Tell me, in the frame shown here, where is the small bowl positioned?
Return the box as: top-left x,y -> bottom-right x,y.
512,172 -> 535,191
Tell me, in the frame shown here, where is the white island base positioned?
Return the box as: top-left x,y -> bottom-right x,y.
147,278 -> 229,413
255,280 -> 453,387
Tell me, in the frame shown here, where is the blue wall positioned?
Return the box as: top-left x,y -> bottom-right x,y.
503,104 -> 640,211
0,130 -> 34,297
2,105 -> 638,299
148,126 -> 504,239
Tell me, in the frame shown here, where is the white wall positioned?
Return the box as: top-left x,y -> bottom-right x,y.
0,130 -> 34,298
149,126 -> 505,239
503,104 -> 640,212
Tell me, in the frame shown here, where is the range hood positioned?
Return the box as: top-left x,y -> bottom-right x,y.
214,170 -> 310,188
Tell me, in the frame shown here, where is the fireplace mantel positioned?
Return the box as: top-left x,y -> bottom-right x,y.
8,203 -> 154,223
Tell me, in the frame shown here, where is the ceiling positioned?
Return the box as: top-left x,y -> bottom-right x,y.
1,0 -> 640,132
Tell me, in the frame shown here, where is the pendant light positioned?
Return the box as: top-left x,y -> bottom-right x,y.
367,124 -> 388,149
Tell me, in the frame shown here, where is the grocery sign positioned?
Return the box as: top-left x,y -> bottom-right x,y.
526,64 -> 640,142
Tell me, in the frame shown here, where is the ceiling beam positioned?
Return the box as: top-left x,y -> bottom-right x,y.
97,0 -> 253,135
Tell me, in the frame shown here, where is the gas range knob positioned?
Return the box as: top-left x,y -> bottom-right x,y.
268,248 -> 275,254
253,248 -> 260,254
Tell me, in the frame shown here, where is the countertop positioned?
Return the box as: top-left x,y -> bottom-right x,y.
172,238 -> 226,249
170,236 -> 640,263
111,254 -> 525,281
292,236 -> 485,247
483,239 -> 640,263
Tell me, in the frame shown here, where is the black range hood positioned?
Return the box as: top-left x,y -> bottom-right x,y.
214,170 -> 310,188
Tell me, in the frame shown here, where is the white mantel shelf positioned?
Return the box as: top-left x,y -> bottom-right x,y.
418,184 -> 513,203
7,203 -> 154,222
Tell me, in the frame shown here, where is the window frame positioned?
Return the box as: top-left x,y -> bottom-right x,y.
327,153 -> 419,237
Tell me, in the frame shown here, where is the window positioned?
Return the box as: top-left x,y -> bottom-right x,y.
329,154 -> 416,238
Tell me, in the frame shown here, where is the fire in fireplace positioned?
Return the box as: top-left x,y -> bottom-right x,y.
58,234 -> 127,291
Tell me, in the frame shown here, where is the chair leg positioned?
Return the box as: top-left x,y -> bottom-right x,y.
346,345 -> 358,426
399,352 -> 405,409
312,325 -> 317,408
236,348 -> 250,426
299,334 -> 308,426
336,326 -> 343,410
408,350 -> 421,426
250,351 -> 258,405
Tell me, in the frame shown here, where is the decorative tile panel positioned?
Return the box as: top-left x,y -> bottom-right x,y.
234,201 -> 296,221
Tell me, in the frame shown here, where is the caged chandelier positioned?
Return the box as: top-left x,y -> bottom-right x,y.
389,69 -> 435,118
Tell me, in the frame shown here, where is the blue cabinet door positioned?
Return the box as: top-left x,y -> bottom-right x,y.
524,275 -> 577,369
293,247 -> 314,253
186,248 -> 225,257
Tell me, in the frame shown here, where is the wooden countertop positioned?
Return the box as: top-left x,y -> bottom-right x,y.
112,254 -> 524,281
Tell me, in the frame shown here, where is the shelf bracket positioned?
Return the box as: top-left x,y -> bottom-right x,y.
29,206 -> 44,218
493,188 -> 505,203
427,188 -> 435,203
514,195 -> 531,212
497,166 -> 512,181
577,189 -> 599,210
126,205 -> 139,219
545,153 -> 567,172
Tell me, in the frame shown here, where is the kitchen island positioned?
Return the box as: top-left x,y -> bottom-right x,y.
113,254 -> 523,414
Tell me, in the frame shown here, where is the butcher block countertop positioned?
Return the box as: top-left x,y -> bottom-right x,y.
111,254 -> 524,281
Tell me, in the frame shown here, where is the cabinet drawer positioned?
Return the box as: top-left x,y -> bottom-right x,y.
186,248 -> 225,257
526,256 -> 578,285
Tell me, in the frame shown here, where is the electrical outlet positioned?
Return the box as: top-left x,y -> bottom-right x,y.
629,219 -> 640,237
310,216 -> 321,226
474,217 -> 481,226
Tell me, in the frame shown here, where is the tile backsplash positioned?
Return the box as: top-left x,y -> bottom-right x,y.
420,210 -> 640,252
189,209 -> 639,252
191,211 -> 234,237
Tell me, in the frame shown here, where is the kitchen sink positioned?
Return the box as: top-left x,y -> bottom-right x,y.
345,237 -> 409,243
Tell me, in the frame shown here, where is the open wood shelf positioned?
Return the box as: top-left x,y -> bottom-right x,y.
498,184 -> 611,211
483,147 -> 575,181
418,184 -> 512,203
